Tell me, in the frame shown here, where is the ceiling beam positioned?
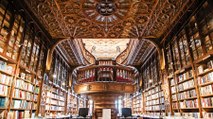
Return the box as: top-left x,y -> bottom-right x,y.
139,0 -> 159,37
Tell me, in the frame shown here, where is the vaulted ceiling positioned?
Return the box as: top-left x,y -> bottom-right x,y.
23,0 -> 193,66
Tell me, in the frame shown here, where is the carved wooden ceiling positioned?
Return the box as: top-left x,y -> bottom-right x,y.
24,0 -> 190,39
126,40 -> 154,66
57,40 -> 85,66
23,0 -> 192,66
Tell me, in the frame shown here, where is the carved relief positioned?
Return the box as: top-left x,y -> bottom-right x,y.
24,0 -> 189,38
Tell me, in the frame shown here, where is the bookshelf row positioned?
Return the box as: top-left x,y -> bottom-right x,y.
132,93 -> 143,115
165,0 -> 213,118
0,1 -> 88,118
125,1 -> 213,118
143,85 -> 165,116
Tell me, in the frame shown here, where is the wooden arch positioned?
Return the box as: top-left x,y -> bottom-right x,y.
46,37 -> 165,71
139,37 -> 165,70
46,37 -> 74,71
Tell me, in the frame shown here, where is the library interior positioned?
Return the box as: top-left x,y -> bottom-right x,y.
0,0 -> 212,119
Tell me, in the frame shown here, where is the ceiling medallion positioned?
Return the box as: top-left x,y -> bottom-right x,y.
96,0 -> 116,16
82,0 -> 130,24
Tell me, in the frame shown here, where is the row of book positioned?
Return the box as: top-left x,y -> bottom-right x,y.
171,86 -> 176,94
0,73 -> 12,85
160,97 -> 164,104
172,102 -> 178,109
34,94 -> 38,102
51,87 -> 65,96
177,70 -> 193,83
146,99 -> 160,106
15,79 -> 34,92
170,78 -> 175,86
0,84 -> 9,96
18,71 -> 32,82
179,99 -> 198,108
177,89 -> 197,100
200,84 -> 213,96
172,94 -> 177,101
182,112 -> 200,118
45,105 -> 65,111
197,60 -> 213,74
146,112 -> 166,116
7,111 -> 32,119
145,105 -> 165,111
201,97 -> 213,107
0,60 -> 15,74
46,98 -> 65,106
13,89 -> 33,100
177,79 -> 194,92
146,93 -> 160,101
0,97 -> 7,107
144,86 -> 161,96
11,100 -> 32,109
203,112 -> 213,118
47,92 -> 65,101
198,72 -> 213,85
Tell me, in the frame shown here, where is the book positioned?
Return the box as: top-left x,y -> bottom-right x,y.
200,84 -> 213,95
0,84 -> 8,96
0,97 -> 6,107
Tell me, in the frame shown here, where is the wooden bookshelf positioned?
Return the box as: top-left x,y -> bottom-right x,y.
137,49 -> 165,116
165,0 -> 213,118
39,52 -> 69,117
131,93 -> 142,115
123,94 -> 132,109
67,91 -> 78,115
0,1 -> 50,118
143,85 -> 165,116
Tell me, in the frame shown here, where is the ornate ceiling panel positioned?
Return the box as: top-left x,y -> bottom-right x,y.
82,39 -> 130,59
126,40 -> 154,65
57,40 -> 85,66
24,0 -> 190,39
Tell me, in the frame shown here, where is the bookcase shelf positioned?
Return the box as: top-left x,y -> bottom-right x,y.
67,90 -> 79,115
136,50 -> 166,116
197,68 -> 213,76
0,1 -> 50,118
164,0 -> 213,118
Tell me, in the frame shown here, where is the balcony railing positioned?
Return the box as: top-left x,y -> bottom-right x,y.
72,64 -> 138,84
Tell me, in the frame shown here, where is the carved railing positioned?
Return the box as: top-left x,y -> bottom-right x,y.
72,65 -> 138,84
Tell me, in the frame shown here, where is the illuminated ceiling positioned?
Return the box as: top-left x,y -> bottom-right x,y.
82,39 -> 130,59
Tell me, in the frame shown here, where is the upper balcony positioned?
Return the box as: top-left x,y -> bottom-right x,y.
72,60 -> 139,94
73,64 -> 138,84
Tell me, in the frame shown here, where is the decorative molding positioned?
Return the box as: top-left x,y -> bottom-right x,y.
74,82 -> 136,94
24,0 -> 190,39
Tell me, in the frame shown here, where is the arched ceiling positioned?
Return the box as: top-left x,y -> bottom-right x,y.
23,0 -> 193,66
